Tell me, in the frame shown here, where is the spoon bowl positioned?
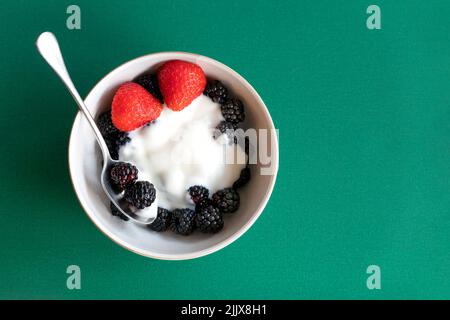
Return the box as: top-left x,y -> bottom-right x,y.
101,158 -> 158,224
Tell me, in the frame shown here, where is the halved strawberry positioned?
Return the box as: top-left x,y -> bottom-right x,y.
157,60 -> 206,111
111,82 -> 163,132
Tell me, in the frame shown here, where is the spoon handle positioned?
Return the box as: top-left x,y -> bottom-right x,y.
36,32 -> 110,160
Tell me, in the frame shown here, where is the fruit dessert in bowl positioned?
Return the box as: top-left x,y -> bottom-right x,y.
69,52 -> 278,260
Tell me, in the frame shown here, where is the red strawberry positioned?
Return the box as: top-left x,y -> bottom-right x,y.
157,60 -> 206,111
111,82 -> 163,132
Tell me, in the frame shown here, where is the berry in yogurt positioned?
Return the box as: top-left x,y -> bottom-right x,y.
119,94 -> 247,210
97,61 -> 251,235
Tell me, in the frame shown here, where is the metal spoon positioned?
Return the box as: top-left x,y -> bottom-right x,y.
36,31 -> 157,224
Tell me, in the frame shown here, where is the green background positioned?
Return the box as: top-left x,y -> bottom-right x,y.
1,0 -> 450,299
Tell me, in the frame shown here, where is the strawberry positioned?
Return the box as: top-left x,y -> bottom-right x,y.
157,60 -> 206,111
111,82 -> 163,132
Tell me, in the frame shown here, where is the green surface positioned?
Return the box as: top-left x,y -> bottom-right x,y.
1,0 -> 450,299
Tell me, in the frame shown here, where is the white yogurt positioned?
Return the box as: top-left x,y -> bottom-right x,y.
119,95 -> 247,210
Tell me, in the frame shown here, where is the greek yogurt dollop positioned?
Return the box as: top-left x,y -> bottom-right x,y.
119,95 -> 246,210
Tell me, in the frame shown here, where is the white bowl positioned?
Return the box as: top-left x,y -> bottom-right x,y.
68,52 -> 279,260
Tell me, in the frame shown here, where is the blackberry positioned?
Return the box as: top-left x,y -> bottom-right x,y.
188,185 -> 209,204
112,132 -> 131,147
124,181 -> 156,209
212,188 -> 240,213
106,138 -> 120,160
221,98 -> 245,124
97,110 -> 130,158
171,208 -> 196,235
233,166 -> 251,189
149,207 -> 172,232
110,202 -> 129,221
214,121 -> 237,143
204,80 -> 229,104
196,197 -> 212,210
110,162 -> 138,191
196,205 -> 223,233
97,110 -> 119,137
134,74 -> 163,103
105,133 -> 130,160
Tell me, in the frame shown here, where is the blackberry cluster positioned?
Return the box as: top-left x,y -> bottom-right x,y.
204,79 -> 245,124
134,74 -> 163,103
171,208 -> 196,235
212,188 -> 240,214
149,207 -> 172,232
124,181 -> 156,209
233,166 -> 251,189
196,205 -> 223,233
188,185 -> 209,204
221,98 -> 245,124
97,111 -> 119,137
106,134 -> 130,160
110,202 -> 129,221
106,139 -> 120,160
110,162 -> 138,191
97,110 -> 130,160
214,121 -> 237,143
204,80 -> 229,104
